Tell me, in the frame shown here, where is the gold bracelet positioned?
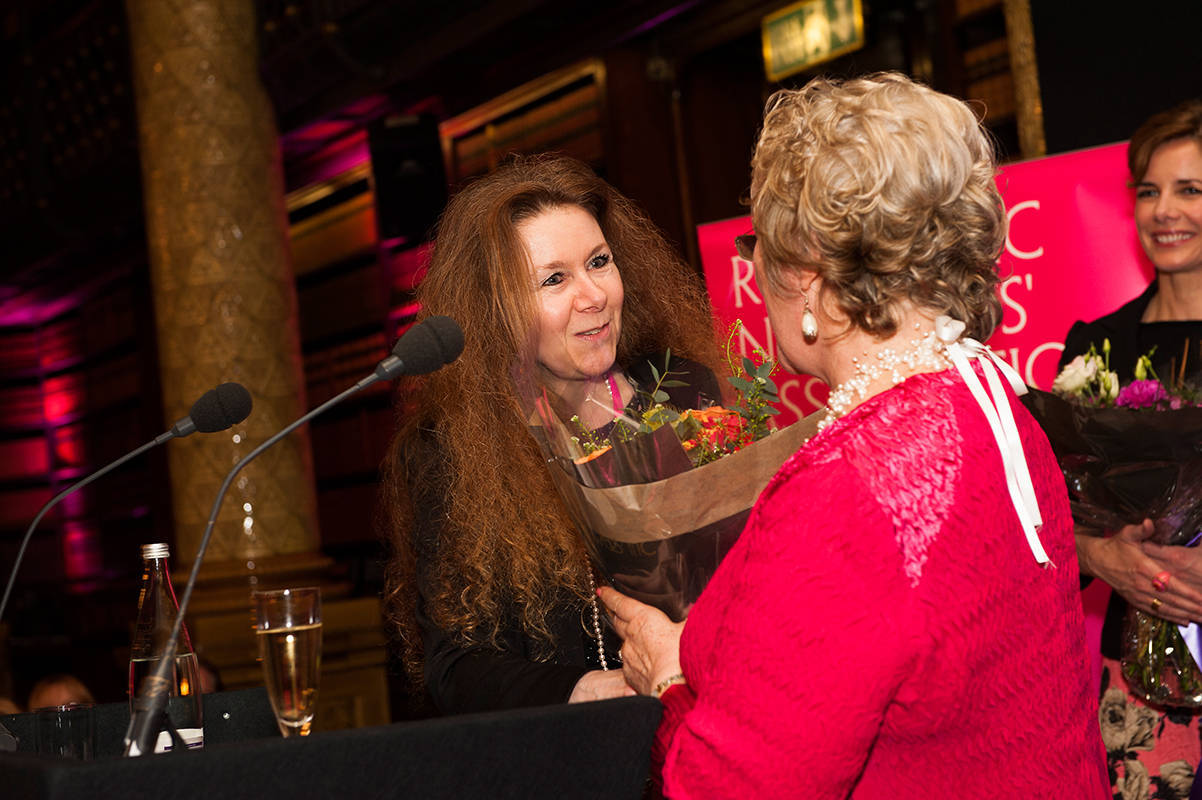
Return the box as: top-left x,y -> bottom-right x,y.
652,673 -> 687,699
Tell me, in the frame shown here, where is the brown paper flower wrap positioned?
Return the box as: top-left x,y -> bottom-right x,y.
529,404 -> 820,622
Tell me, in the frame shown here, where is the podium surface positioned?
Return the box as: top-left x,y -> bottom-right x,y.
0,693 -> 662,799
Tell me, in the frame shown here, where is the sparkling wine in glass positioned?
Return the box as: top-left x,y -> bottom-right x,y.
254,587 -> 322,737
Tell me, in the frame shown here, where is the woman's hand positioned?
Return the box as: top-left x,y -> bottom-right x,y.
1078,520 -> 1202,625
1141,532 -> 1202,624
568,669 -> 635,703
597,587 -> 684,696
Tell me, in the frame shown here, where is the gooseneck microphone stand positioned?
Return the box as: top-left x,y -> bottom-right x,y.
0,438 -> 161,626
0,382 -> 251,754
124,316 -> 463,756
124,377 -> 382,754
0,382 -> 252,625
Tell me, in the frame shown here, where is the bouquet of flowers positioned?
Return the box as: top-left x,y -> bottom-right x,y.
525,334 -> 819,622
1027,340 -> 1202,707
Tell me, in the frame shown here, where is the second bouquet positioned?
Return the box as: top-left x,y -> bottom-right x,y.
1026,341 -> 1202,707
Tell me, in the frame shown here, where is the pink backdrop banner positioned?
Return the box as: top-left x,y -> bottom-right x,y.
698,141 -> 1156,425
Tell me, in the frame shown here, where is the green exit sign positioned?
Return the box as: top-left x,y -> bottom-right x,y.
762,0 -> 865,81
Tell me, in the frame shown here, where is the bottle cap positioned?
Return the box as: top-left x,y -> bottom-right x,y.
141,543 -> 170,560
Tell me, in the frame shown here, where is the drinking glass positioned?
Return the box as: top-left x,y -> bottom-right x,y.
254,587 -> 322,737
34,703 -> 95,759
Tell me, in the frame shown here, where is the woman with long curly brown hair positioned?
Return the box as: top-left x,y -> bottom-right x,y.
381,154 -> 724,713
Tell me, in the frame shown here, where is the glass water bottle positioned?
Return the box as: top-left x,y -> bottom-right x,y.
128,542 -> 204,752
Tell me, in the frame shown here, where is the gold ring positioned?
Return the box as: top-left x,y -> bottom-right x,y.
1151,597 -> 1163,612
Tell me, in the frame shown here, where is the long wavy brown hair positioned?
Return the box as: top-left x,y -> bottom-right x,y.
381,154 -> 722,687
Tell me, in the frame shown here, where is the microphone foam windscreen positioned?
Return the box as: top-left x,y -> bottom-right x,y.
190,382 -> 253,433
393,316 -> 465,375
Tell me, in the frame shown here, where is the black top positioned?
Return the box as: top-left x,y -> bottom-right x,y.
1061,280 -> 1202,383
413,353 -> 721,714
1059,281 -> 1202,659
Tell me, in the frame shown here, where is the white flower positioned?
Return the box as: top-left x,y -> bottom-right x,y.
1053,355 -> 1098,396
1098,369 -> 1120,402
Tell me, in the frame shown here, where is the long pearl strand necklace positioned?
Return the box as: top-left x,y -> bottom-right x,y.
819,327 -> 951,432
586,565 -> 609,670
580,373 -> 625,671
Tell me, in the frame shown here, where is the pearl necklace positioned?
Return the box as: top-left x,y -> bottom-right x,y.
819,328 -> 951,432
584,375 -> 620,672
586,565 -> 609,670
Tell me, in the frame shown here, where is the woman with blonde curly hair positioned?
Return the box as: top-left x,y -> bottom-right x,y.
381,153 -> 723,713
602,73 -> 1108,797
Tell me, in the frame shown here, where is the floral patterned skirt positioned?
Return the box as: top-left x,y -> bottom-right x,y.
1100,656 -> 1199,799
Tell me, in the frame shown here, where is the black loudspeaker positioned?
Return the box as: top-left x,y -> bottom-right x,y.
367,113 -> 448,245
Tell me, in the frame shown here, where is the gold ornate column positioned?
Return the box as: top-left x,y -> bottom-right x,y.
125,0 -> 330,604
1003,0 -> 1047,159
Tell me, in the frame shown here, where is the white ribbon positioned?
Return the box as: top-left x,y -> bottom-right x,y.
935,316 -> 1051,566
1181,623 -> 1202,671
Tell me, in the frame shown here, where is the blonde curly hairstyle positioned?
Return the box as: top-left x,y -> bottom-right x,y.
750,72 -> 1005,342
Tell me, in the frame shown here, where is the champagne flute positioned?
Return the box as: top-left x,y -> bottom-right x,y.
254,587 -> 322,737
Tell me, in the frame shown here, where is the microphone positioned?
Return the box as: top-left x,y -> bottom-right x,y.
370,314 -> 466,382
124,316 -> 463,756
165,381 -> 256,439
0,382 -> 253,625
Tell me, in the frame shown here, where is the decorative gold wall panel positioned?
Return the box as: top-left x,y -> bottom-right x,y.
125,0 -> 321,573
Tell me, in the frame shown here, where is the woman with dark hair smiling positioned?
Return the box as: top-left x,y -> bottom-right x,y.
1060,99 -> 1202,798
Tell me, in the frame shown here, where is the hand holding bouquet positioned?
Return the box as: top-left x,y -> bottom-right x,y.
1029,339 -> 1202,706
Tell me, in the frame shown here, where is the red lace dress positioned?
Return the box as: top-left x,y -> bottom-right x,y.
653,367 -> 1109,798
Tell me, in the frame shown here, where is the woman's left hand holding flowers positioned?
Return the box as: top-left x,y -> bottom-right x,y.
598,587 -> 684,696
1140,532 -> 1202,625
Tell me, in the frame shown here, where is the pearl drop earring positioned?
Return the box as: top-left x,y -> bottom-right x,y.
801,295 -> 818,342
